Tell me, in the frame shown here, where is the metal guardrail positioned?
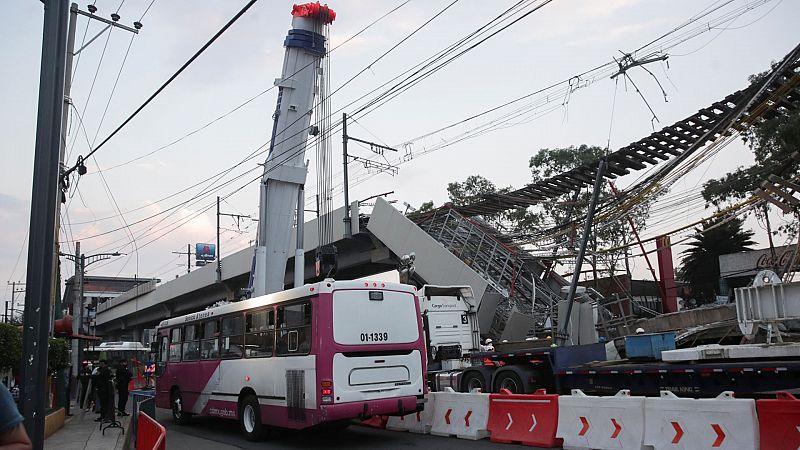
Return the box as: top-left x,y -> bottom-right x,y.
130,390 -> 156,448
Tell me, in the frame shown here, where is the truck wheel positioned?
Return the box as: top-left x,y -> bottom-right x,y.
460,371 -> 487,392
494,372 -> 524,394
171,389 -> 191,425
239,394 -> 267,441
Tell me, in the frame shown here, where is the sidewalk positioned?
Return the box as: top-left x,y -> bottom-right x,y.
44,403 -> 131,450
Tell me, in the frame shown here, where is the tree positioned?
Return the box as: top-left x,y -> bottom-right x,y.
446,175 -> 541,234
529,145 -> 653,276
702,69 -> 800,234
416,201 -> 434,214
678,216 -> 755,304
48,338 -> 69,374
0,324 -> 21,371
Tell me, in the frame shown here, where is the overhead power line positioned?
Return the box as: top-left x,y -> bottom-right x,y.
61,0 -> 259,183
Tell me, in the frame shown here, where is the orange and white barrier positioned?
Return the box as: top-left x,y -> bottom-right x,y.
756,392 -> 800,450
430,388 -> 490,440
644,391 -> 758,450
487,388 -> 562,448
556,389 -> 646,450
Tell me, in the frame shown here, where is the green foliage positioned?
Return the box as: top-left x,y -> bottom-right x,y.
530,145 -> 607,183
0,324 -> 21,371
48,338 -> 69,374
529,145 -> 652,275
446,175 -> 541,234
447,175 -> 506,206
677,216 -> 755,304
416,201 -> 434,214
702,68 -> 800,236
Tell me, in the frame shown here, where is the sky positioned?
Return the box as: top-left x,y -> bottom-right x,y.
1,0 -> 798,307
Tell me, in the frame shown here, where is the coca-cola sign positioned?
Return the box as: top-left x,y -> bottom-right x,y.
719,245 -> 798,278
756,249 -> 797,269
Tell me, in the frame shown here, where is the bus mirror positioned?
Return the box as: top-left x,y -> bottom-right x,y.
150,342 -> 158,353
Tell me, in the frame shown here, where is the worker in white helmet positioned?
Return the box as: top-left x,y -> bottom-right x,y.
480,338 -> 495,352
635,327 -> 646,335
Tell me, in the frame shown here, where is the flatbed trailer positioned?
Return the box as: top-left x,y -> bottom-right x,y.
455,344 -> 800,398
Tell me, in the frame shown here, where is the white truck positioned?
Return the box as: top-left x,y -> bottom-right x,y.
416,285 -> 481,386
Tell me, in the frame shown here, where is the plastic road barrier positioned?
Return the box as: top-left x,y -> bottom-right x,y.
430,388 -> 490,440
756,392 -> 800,450
386,393 -> 435,433
487,388 -> 562,448
137,411 -> 166,450
387,410 -> 433,434
556,389 -> 646,450
644,391 -> 758,450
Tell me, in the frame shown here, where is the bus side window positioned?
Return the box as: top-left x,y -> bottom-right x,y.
183,324 -> 200,361
276,302 -> 312,356
221,315 -> 244,359
201,320 -> 219,360
245,310 -> 274,358
168,328 -> 182,362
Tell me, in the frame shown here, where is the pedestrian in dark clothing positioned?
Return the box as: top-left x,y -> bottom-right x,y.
116,359 -> 132,416
78,363 -> 92,409
94,360 -> 112,422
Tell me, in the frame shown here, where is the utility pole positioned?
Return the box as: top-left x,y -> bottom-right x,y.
173,245 -> 192,274
341,112 -> 398,239
342,113 -> 351,238
59,244 -> 120,411
216,196 -> 250,283
557,159 -> 607,346
21,0 -> 69,444
7,282 -> 25,324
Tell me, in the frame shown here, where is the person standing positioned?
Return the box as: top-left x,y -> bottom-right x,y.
115,359 -> 132,416
78,362 -> 92,409
94,360 -> 112,422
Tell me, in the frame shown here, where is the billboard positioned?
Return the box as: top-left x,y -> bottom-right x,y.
719,245 -> 798,279
196,243 -> 216,262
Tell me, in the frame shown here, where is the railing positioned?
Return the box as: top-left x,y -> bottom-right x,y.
136,411 -> 166,450
414,207 -> 566,337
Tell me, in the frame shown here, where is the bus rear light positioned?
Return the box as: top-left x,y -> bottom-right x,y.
310,287 -> 315,292
364,282 -> 369,287
381,283 -> 385,287
321,380 -> 334,403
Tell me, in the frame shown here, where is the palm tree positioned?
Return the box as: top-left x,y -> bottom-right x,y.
678,216 -> 755,304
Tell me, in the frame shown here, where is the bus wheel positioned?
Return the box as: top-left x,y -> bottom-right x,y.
171,389 -> 191,425
239,395 -> 266,441
494,371 -> 523,394
460,371 -> 486,392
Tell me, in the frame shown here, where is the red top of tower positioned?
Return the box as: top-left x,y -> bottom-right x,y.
291,2 -> 336,24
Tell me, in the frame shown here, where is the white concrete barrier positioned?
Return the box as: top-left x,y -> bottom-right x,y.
644,391 -> 758,450
429,388 -> 490,440
556,389 -> 646,450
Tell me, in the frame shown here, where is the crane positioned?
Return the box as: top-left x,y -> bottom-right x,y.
250,3 -> 335,297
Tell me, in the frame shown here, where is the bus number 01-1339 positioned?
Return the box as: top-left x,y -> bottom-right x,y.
360,332 -> 389,342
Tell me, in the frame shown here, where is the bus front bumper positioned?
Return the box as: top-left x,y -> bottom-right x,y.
320,395 -> 422,421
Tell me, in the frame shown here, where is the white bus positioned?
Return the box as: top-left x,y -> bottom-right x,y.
154,280 -> 427,440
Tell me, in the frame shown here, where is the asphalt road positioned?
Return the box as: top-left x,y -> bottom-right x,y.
156,408 -> 542,449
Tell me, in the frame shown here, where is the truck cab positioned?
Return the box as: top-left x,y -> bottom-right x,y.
417,285 -> 480,372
